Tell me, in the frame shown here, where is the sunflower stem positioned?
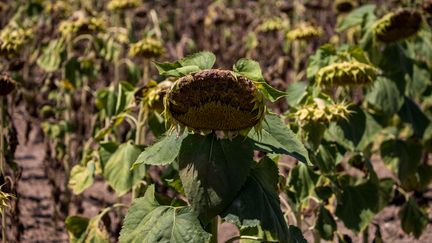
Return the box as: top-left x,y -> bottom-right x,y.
0,97 -> 4,176
210,216 -> 218,243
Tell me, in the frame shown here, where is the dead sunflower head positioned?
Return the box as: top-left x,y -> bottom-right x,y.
286,24 -> 323,41
0,73 -> 16,96
0,26 -> 33,57
107,0 -> 140,11
257,17 -> 289,33
333,0 -> 357,13
128,37 -> 165,59
165,69 -> 265,134
316,60 -> 379,87
58,12 -> 105,37
373,9 -> 422,43
294,99 -> 351,125
136,80 -> 173,113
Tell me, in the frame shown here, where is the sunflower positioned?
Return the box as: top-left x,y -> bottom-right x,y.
333,0 -> 357,13
165,69 -> 265,135
286,24 -> 323,41
0,73 -> 16,96
128,37 -> 165,59
107,0 -> 140,11
316,60 -> 379,87
373,9 -> 422,43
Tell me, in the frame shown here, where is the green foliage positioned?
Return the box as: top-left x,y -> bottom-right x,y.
119,185 -> 211,243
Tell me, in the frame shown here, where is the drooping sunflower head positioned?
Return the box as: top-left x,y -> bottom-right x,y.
286,24 -> 323,41
294,99 -> 351,125
58,12 -> 105,38
0,26 -> 33,57
257,17 -> 289,33
136,80 -> 173,113
128,37 -> 165,59
373,9 -> 422,43
107,0 -> 140,11
333,0 -> 357,13
0,73 -> 16,96
0,185 -> 14,215
316,60 -> 379,87
165,69 -> 265,134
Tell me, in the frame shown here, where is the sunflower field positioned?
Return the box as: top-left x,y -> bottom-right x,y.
1,0 -> 432,242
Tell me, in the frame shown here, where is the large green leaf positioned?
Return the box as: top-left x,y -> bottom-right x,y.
366,77 -> 404,116
102,141 -> 145,196
336,4 -> 376,32
315,206 -> 337,241
286,82 -> 308,106
398,97 -> 430,138
399,197 -> 428,239
119,185 -> 211,243
66,215 -> 109,243
178,133 -> 253,223
288,163 -> 319,204
37,38 -> 66,72
326,106 -> 381,151
68,162 -> 95,194
222,157 -> 290,243
335,180 -> 379,232
233,58 -> 287,102
132,131 -> 187,169
248,114 -> 310,164
380,139 -> 422,185
154,52 -> 215,77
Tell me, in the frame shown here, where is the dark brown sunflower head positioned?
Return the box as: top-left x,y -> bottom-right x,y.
373,9 -> 422,43
0,73 -> 16,96
165,69 -> 265,133
333,0 -> 357,13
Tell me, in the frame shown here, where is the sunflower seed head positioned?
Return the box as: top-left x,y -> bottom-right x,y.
333,0 -> 357,13
316,60 -> 379,87
373,9 -> 422,43
166,69 -> 265,133
286,24 -> 322,41
294,100 -> 352,125
128,37 -> 165,58
107,0 -> 140,11
58,13 -> 105,37
0,73 -> 16,96
0,26 -> 33,57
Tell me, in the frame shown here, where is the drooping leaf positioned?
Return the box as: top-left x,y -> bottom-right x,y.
119,185 -> 211,243
286,82 -> 308,106
154,52 -> 215,77
326,106 -> 381,151
366,77 -> 404,116
65,216 -> 89,239
98,142 -> 118,170
249,114 -> 310,164
336,4 -> 377,32
132,131 -> 187,169
380,139 -> 422,184
399,197 -> 428,239
233,58 -> 287,102
102,141 -> 145,196
178,133 -> 253,223
335,180 -> 379,232
287,163 -> 319,204
37,38 -> 66,72
398,97 -> 430,138
68,162 -> 95,194
66,215 -> 109,243
222,157 -> 290,243
315,206 -> 337,241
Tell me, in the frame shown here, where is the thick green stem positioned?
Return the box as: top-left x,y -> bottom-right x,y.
135,104 -> 148,145
142,59 -> 149,86
210,216 -> 218,243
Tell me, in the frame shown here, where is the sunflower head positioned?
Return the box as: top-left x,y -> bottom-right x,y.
333,0 -> 357,13
107,0 -> 140,11
257,17 -> 289,32
286,24 -> 323,41
294,99 -> 351,125
0,26 -> 33,57
373,9 -> 422,43
59,13 -> 105,37
0,73 -> 16,96
0,185 -> 14,215
165,69 -> 265,135
316,60 -> 379,87
128,37 -> 165,59
136,80 -> 173,113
